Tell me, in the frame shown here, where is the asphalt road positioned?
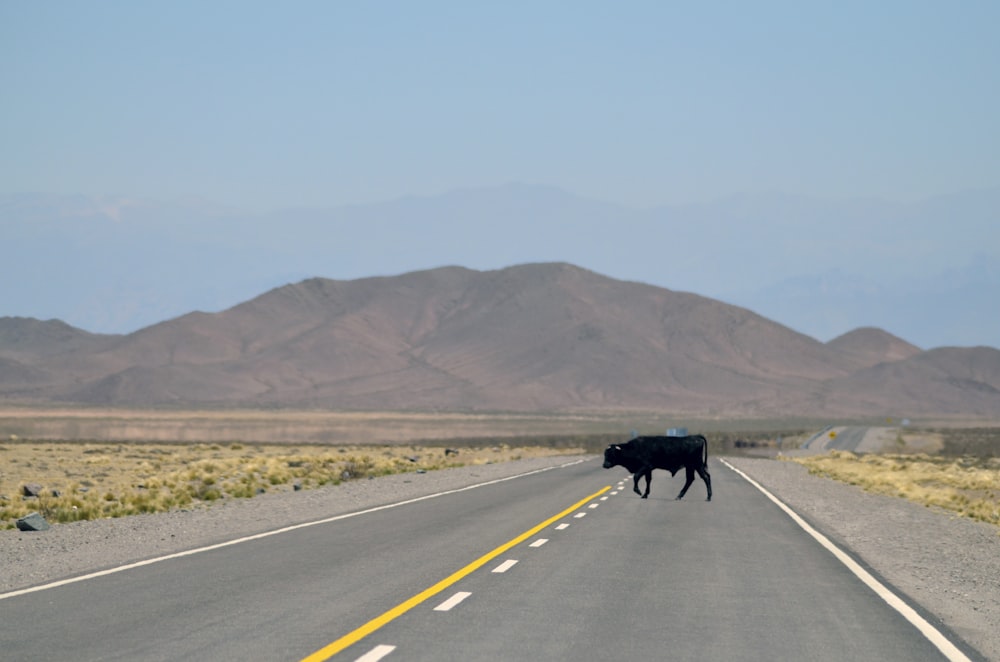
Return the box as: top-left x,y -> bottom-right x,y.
800,425 -> 871,453
0,457 -> 970,661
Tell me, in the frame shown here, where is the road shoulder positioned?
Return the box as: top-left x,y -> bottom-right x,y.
724,456 -> 999,662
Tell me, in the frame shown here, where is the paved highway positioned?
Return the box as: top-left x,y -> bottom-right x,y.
800,426 -> 880,454
0,457 -> 975,661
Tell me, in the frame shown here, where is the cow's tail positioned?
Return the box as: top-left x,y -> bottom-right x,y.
699,433 -> 708,465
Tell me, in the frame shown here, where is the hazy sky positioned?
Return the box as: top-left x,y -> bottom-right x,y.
3,1 -> 998,210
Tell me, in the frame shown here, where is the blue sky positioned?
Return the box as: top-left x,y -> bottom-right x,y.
3,1 -> 999,210
3,2 -> 1000,349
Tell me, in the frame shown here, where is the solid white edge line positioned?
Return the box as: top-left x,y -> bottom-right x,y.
492,559 -> 519,573
434,591 -> 472,611
1,458 -> 590,601
354,644 -> 396,662
719,458 -> 972,662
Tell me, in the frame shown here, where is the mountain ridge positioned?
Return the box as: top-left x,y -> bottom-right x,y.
4,186 -> 999,350
2,263 -> 997,418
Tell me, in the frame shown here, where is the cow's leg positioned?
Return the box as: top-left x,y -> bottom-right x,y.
676,466 -> 696,500
641,469 -> 652,498
632,472 -> 643,496
698,465 -> 712,501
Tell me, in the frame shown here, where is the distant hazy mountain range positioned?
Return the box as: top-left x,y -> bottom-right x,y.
2,264 -> 998,418
2,185 -> 999,349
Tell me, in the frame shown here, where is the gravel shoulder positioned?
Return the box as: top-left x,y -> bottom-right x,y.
3,454 -> 998,660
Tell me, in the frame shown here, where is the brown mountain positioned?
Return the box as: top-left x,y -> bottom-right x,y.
826,327 -> 923,370
780,347 -> 1000,418
0,317 -> 118,360
1,263 -> 998,418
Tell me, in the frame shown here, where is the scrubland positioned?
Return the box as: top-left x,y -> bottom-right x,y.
3,409 -> 996,531
0,440 -> 580,528
792,427 -> 1000,528
0,407 -> 798,528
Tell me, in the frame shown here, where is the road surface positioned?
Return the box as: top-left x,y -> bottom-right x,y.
0,457 -> 977,661
799,426 -> 890,454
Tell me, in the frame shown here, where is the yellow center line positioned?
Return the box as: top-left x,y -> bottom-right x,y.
300,485 -> 612,662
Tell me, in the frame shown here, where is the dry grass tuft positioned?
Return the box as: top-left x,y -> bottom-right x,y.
792,450 -> 1000,528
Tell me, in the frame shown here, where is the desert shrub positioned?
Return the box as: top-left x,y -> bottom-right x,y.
341,455 -> 376,479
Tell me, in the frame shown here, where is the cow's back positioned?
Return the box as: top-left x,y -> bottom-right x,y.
638,435 -> 706,470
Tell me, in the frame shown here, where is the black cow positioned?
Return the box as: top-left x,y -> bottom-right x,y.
603,435 -> 712,501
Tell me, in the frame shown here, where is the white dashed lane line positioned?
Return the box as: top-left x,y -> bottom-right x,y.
354,644 -> 396,662
434,591 -> 472,612
492,559 -> 519,573
353,492 -> 616,661
360,494 -> 608,660
302,484 -> 609,662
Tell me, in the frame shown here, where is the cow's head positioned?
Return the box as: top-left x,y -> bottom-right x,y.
602,444 -> 623,469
